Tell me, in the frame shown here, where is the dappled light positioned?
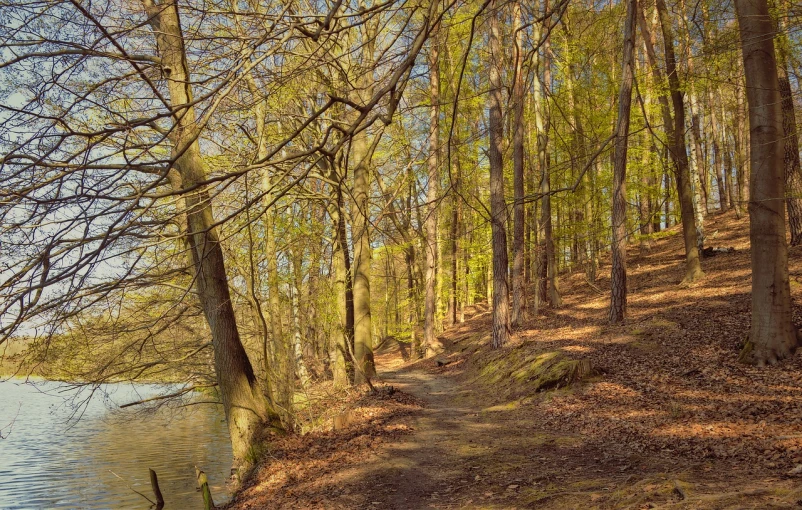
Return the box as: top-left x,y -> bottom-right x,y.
227,212 -> 802,508
1,0 -> 801,505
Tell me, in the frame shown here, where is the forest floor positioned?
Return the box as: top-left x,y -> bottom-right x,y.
226,211 -> 802,509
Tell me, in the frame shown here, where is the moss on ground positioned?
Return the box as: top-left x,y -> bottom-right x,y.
472,346 -> 593,400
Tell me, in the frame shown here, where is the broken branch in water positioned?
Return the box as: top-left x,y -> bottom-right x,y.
108,470 -> 155,505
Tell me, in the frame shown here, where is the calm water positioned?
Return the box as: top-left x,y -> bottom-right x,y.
0,379 -> 233,509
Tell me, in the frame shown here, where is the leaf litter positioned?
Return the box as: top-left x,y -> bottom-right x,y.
227,211 -> 802,509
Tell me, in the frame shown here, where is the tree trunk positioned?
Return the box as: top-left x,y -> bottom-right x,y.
735,0 -> 798,364
264,213 -> 291,424
707,90 -> 729,211
664,171 -> 672,228
329,180 -> 352,387
447,153 -> 461,326
733,67 -> 747,219
488,0 -> 510,349
541,20 -> 562,308
424,31 -> 443,357
290,262 -> 311,389
351,126 -> 376,384
655,0 -> 704,284
511,0 -> 527,327
350,18 -> 379,383
610,0 -> 637,324
778,57 -> 802,245
686,95 -> 707,254
140,0 -> 277,470
688,96 -> 709,219
719,99 -> 739,212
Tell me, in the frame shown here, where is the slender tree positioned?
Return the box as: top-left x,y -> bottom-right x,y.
655,0 -> 704,284
141,0 -> 279,469
424,31 -> 444,356
511,0 -> 527,326
610,0 -> 638,324
488,0 -> 511,349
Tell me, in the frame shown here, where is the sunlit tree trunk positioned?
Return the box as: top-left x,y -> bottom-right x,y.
688,94 -> 710,219
424,29 -> 443,356
735,0 -> 798,365
446,153 -> 461,326
329,178 -> 352,387
350,17 -> 378,384
610,0 -> 637,324
707,90 -> 729,211
532,13 -> 547,312
290,258 -> 311,389
733,62 -> 748,218
718,98 -> 739,212
488,0 -> 510,348
655,0 -> 704,284
351,125 -> 376,384
140,0 -> 277,470
541,14 -> 562,308
511,0 -> 527,327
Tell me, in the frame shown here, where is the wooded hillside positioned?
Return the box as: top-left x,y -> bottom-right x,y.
0,0 -> 800,477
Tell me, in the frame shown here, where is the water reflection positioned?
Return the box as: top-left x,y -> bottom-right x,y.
0,379 -> 233,509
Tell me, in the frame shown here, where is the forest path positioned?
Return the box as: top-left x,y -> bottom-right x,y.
326,347 -> 802,510
358,365 -> 486,508
327,360 -> 518,509
327,355 -> 621,509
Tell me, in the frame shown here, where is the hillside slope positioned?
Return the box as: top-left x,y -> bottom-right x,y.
227,212 -> 802,509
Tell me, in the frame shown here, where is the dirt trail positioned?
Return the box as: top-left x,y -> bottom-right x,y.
327,359 -> 540,510
324,347 -> 641,509
341,366 -> 478,508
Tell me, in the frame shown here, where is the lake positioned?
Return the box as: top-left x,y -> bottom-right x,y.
0,378 -> 233,509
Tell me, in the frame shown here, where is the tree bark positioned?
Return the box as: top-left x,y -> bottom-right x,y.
707,90 -> 729,211
735,0 -> 798,364
447,153 -> 461,326
734,65 -> 748,218
350,18 -> 379,384
329,178 -> 352,387
424,30 -> 443,357
290,258 -> 311,389
488,0 -> 510,349
610,0 -> 637,324
541,17 -> 562,308
351,126 -> 376,384
688,95 -> 710,219
511,0 -> 527,327
778,53 -> 802,245
655,0 -> 704,284
140,0 -> 276,470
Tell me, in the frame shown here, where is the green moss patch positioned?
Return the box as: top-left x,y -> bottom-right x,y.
473,348 -> 594,399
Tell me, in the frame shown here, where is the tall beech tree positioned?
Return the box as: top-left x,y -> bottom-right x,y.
735,0 -> 799,364
424,31 -> 443,357
510,0 -> 527,327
